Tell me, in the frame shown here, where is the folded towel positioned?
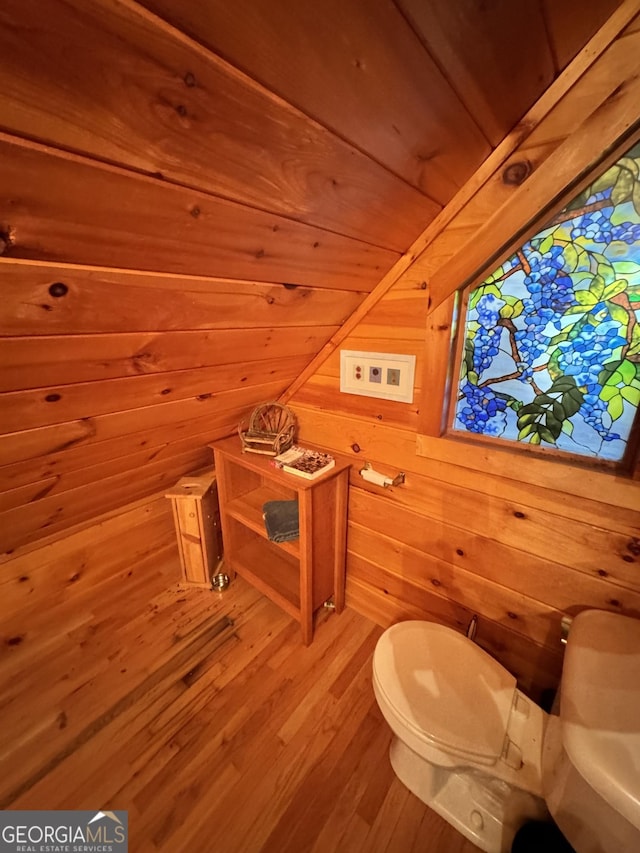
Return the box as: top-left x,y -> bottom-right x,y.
263,500 -> 299,543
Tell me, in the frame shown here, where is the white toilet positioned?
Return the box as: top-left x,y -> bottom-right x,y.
372,609 -> 640,853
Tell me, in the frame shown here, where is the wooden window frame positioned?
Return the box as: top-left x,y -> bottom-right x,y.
417,123 -> 640,482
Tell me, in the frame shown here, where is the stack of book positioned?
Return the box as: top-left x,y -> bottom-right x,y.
273,446 -> 335,480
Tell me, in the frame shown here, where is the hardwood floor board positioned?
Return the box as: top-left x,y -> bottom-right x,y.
386,786 -> 435,852
130,612 -> 296,816
328,623 -> 384,700
127,611 -> 309,849
308,716 -> 394,853
257,680 -> 381,852
331,812 -> 372,853
175,614 -> 378,853
355,726 -> 396,825
0,549 -> 181,777
1,546 -> 484,852
7,586 -> 261,809
4,609 -> 236,809
360,777 -> 414,853
275,614 -> 377,745
1,540 -> 178,677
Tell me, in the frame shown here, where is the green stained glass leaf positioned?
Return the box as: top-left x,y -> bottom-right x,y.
618,158 -> 640,179
614,262 -> 640,277
575,289 -> 598,307
618,360 -> 637,384
633,181 -> 640,218
596,260 -> 616,285
621,386 -> 640,406
518,411 -> 541,427
603,279 -> 628,300
540,424 -> 559,443
563,243 -> 578,272
565,392 -> 584,418
607,394 -> 624,421
600,385 -> 620,402
608,303 -> 631,325
547,349 -> 563,380
612,169 -> 635,205
564,304 -> 591,316
591,166 -> 619,195
589,275 -> 606,299
539,234 -> 554,255
549,331 -> 570,346
518,423 -> 536,439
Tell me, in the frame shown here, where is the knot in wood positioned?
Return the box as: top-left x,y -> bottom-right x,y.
0,228 -> 14,256
49,282 -> 69,298
502,160 -> 532,186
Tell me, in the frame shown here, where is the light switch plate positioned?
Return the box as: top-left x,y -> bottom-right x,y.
340,350 -> 416,403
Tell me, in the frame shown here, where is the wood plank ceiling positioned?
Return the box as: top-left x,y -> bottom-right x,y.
0,0 -> 622,551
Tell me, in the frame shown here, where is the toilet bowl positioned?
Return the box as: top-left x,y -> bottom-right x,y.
372,611 -> 640,853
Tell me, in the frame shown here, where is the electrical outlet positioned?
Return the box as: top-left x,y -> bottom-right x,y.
340,350 -> 416,403
387,368 -> 400,387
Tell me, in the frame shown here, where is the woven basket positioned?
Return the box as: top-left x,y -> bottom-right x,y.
238,402 -> 296,456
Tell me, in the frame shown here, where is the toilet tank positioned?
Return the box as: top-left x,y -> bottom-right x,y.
542,609 -> 640,853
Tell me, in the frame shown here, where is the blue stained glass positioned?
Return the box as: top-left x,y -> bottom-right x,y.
453,142 -> 640,462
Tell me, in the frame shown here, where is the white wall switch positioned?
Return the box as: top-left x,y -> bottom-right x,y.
340,350 -> 416,403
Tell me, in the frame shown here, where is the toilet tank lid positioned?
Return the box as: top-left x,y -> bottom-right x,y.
561,609 -> 640,830
373,621 -> 516,762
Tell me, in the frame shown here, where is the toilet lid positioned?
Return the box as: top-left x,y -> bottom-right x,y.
373,621 -> 516,761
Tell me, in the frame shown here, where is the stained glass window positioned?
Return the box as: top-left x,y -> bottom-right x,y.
452,141 -> 640,463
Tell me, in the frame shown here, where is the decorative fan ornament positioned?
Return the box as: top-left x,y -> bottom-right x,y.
238,402 -> 297,456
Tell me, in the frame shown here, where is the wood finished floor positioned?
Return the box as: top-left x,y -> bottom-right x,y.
1,563 -> 480,852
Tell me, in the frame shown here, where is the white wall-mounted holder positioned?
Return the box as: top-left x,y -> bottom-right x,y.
340,350 -> 416,403
359,462 -> 405,489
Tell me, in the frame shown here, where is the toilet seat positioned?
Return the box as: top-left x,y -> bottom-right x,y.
373,621 -> 517,766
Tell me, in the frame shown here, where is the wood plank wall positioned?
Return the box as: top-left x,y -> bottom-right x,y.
0,0 -> 622,556
289,11 -> 640,702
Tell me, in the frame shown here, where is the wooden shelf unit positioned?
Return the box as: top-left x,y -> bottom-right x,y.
212,436 -> 350,644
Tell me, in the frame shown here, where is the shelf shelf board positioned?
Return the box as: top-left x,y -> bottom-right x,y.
233,538 -> 300,619
226,486 -> 300,557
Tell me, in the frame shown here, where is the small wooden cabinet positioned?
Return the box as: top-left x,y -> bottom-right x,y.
211,437 -> 350,644
165,470 -> 223,587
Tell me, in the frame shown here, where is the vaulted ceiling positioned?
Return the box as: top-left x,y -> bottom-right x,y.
0,0 -> 625,550
1,0 -> 622,282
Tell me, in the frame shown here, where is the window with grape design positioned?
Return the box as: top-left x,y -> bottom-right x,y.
452,141 -> 640,465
